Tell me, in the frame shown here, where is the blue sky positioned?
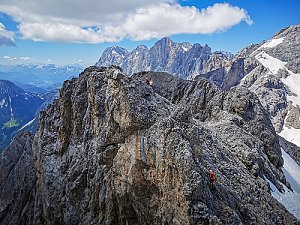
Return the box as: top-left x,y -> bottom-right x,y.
0,0 -> 299,68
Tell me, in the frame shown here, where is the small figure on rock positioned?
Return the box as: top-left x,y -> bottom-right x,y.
146,78 -> 153,86
209,169 -> 216,190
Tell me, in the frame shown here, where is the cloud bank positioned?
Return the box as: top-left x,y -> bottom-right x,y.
0,23 -> 15,46
0,0 -> 252,43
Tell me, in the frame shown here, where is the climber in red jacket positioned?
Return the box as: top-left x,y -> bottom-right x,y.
209,169 -> 215,189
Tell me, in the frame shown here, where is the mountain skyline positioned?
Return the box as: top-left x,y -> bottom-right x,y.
0,0 -> 299,68
0,6 -> 300,222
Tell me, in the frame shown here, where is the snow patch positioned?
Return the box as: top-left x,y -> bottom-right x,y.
281,70 -> 300,108
255,51 -> 286,74
282,149 -> 300,193
182,46 -> 188,52
279,126 -> 300,148
8,95 -> 13,118
258,37 -> 285,50
263,146 -> 300,219
0,99 -> 5,108
264,175 -> 300,220
19,118 -> 36,131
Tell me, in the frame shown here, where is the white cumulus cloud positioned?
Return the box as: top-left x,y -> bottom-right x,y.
107,3 -> 253,40
0,23 -> 15,46
0,1 -> 252,43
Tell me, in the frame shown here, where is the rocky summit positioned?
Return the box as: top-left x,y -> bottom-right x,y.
0,66 -> 299,225
95,37 -> 233,80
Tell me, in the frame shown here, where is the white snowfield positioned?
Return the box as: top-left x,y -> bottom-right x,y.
280,126 -> 300,148
250,37 -> 285,58
282,149 -> 300,193
255,51 -> 286,75
264,148 -> 300,219
258,37 -> 285,50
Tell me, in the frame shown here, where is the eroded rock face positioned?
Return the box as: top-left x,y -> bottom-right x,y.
238,24 -> 300,135
241,66 -> 288,132
265,25 -> 300,74
0,66 -> 299,225
0,132 -> 36,225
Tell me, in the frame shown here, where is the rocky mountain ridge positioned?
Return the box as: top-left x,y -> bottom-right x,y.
237,24 -> 300,138
96,37 -> 235,81
96,24 -> 300,142
0,66 -> 299,224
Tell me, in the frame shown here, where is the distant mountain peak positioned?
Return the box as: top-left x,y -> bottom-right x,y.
157,36 -> 172,43
135,45 -> 148,50
96,37 -> 230,78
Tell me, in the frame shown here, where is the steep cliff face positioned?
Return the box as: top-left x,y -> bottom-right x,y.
1,66 -> 297,224
196,53 -> 245,90
0,132 -> 36,225
239,24 -> 300,139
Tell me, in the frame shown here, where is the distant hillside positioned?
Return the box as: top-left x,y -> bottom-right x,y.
0,80 -> 45,150
0,64 -> 83,89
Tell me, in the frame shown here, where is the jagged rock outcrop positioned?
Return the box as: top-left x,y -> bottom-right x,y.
238,24 -> 300,135
1,66 -> 298,225
96,37 -> 232,80
195,57 -> 245,90
0,132 -> 36,225
240,67 -> 288,132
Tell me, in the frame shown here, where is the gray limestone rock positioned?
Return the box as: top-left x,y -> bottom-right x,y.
265,25 -> 300,74
1,66 -> 298,225
285,105 -> 300,129
240,67 -> 288,132
238,24 -> 300,135
95,37 -> 230,81
0,132 -> 36,225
